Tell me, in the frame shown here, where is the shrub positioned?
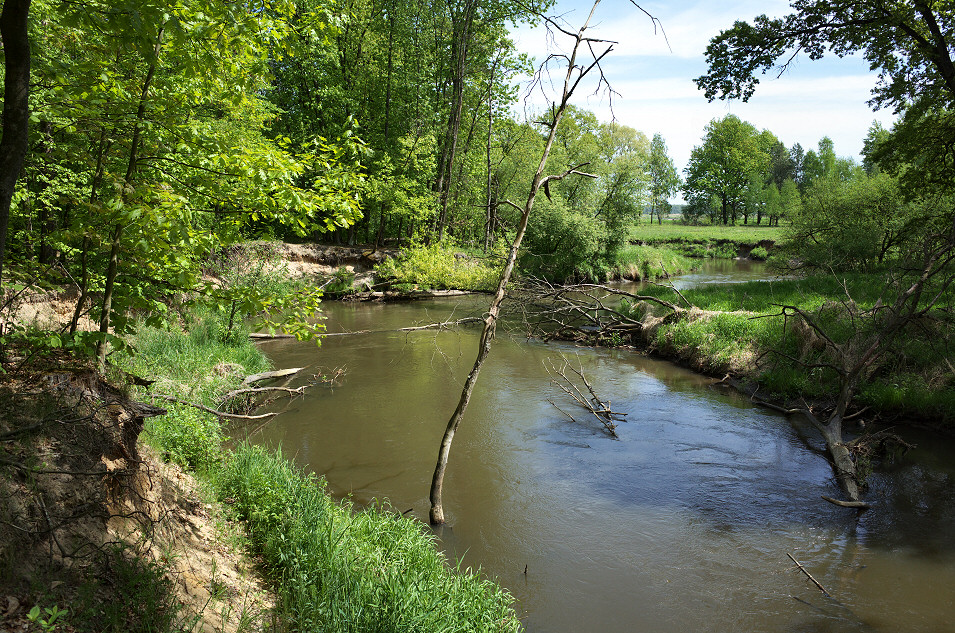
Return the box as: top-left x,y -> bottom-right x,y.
749,246 -> 769,260
376,240 -> 501,291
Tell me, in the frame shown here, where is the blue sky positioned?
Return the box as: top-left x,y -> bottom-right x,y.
508,0 -> 897,176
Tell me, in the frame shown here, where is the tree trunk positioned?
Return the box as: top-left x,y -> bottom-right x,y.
433,0 -> 476,242
0,0 -> 32,294
97,27 -> 164,368
430,2 -> 611,524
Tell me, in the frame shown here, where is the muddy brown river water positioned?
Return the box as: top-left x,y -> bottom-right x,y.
250,264 -> 955,632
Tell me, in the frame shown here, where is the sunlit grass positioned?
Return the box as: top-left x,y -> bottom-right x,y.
629,223 -> 785,245
217,444 -> 522,633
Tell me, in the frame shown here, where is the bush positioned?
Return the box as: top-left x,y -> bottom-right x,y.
520,199 -> 606,281
749,246 -> 769,260
376,240 -> 501,291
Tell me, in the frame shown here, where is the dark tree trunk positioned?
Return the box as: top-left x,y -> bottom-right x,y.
0,0 -> 32,294
97,27 -> 163,368
433,0 -> 477,241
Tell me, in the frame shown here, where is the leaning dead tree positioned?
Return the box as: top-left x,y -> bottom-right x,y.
429,0 -> 662,525
750,223 -> 955,507
545,355 -> 626,436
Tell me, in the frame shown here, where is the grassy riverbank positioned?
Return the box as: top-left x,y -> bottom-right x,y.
118,311 -> 522,631
629,223 -> 781,260
632,273 -> 955,424
629,222 -> 784,245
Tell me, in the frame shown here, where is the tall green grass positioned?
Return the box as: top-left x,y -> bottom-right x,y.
118,310 -> 271,470
612,245 -> 696,281
218,444 -> 521,633
629,223 -> 784,245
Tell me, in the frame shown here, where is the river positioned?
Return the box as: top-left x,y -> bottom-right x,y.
249,263 -> 955,632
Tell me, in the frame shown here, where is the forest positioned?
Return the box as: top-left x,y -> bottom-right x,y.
2,0 -> 955,632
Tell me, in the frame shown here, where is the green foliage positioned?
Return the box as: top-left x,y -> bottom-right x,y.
9,0 -> 364,361
521,198 -> 606,281
785,171 -> 933,271
647,133 -> 681,224
375,241 -> 501,291
217,444 -> 521,632
200,242 -> 326,341
28,605 -> 68,633
749,246 -> 769,260
325,266 -> 358,295
683,115 -> 769,225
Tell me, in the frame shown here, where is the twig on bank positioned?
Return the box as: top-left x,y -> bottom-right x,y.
151,394 -> 277,421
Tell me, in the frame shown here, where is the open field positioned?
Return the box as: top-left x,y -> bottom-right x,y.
630,223 -> 785,245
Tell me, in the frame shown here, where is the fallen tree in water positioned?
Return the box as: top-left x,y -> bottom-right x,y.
513,226 -> 955,507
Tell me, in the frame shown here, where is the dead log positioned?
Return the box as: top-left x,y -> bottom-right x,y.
241,367 -> 304,386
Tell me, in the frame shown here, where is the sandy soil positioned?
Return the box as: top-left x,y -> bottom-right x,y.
0,369 -> 274,633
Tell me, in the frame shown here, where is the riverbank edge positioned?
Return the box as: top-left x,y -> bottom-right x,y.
1,302 -> 524,631
551,299 -> 955,435
116,313 -> 524,631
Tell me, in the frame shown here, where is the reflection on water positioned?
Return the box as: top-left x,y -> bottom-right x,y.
249,266 -> 955,633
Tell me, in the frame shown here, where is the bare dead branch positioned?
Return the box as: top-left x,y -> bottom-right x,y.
787,553 -> 832,596
545,354 -> 625,437
151,394 -> 277,421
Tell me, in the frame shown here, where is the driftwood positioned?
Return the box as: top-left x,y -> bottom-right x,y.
821,495 -> 871,509
545,355 -> 626,437
249,332 -> 295,339
787,553 -> 831,597
241,367 -> 304,386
